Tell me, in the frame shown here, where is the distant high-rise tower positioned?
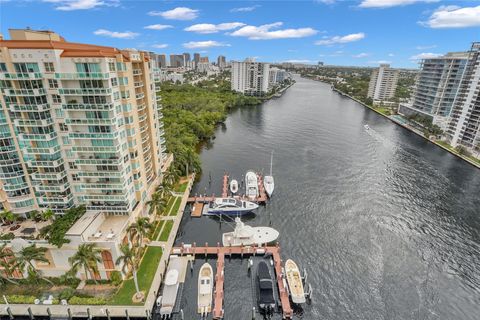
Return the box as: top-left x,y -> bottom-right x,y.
193,53 -> 200,68
217,55 -> 226,69
231,60 -> 270,96
367,64 -> 399,102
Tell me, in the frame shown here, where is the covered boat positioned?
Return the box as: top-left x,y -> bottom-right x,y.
256,260 -> 276,315
222,218 -> 279,246
245,171 -> 259,200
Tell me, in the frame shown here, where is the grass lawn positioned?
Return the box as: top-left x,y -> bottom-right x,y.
159,220 -> 174,242
175,181 -> 188,193
164,196 -> 176,215
373,107 -> 391,116
108,246 -> 163,305
151,220 -> 165,241
169,197 -> 182,216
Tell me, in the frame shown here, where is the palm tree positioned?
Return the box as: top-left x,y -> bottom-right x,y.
15,244 -> 50,282
68,244 -> 102,283
163,166 -> 180,187
41,209 -> 54,222
127,217 -> 153,247
0,210 -> 15,224
116,244 -> 142,299
0,244 -> 17,285
146,192 -> 167,217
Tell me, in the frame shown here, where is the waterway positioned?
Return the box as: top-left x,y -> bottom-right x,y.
174,76 -> 480,320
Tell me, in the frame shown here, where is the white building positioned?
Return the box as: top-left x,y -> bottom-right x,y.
367,64 -> 399,103
231,59 -> 270,96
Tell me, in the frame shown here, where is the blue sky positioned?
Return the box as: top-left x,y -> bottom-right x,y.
1,0 -> 479,68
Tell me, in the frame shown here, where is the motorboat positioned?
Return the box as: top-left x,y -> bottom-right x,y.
364,124 -> 370,130
205,197 -> 258,216
264,151 -> 274,197
285,259 -> 306,304
197,263 -> 213,315
159,268 -> 180,316
256,260 -> 276,315
245,171 -> 259,200
222,218 -> 279,247
230,179 -> 239,194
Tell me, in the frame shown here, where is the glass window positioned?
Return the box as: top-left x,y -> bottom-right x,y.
44,62 -> 55,72
48,79 -> 59,89
52,94 -> 62,103
0,63 -> 7,72
75,63 -> 101,73
109,62 -> 116,72
111,77 -> 118,87
14,63 -> 39,73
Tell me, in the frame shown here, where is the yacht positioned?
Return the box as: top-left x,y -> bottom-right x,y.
222,218 -> 279,247
230,179 -> 239,194
264,151 -> 275,197
256,260 -> 276,316
205,197 -> 258,216
285,259 -> 306,304
159,269 -> 180,317
197,263 -> 213,316
245,171 -> 259,200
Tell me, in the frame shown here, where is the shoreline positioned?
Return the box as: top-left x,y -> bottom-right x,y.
307,77 -> 480,170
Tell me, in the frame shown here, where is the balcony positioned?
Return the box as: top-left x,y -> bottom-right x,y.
160,137 -> 166,145
137,104 -> 146,112
66,118 -> 116,125
14,118 -> 54,127
7,193 -> 34,203
75,157 -> 122,165
59,88 -> 112,95
3,182 -> 29,192
54,72 -> 110,80
72,145 -> 120,153
38,194 -> 74,205
81,183 -> 125,191
133,69 -> 142,75
135,93 -> 145,100
161,145 -> 167,153
0,72 -> 43,80
0,171 -> 26,179
24,145 -> 61,155
4,88 -> 46,96
69,132 -> 117,140
31,171 -> 67,181
19,132 -> 57,141
78,171 -> 122,178
35,182 -> 70,193
138,114 -> 147,123
134,81 -> 144,88
9,104 -> 50,112
62,103 -> 114,111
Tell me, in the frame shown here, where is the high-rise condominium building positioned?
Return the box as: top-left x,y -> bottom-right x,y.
217,55 -> 226,69
398,52 -> 469,130
367,64 -> 399,103
0,29 -> 167,217
158,54 -> 167,68
447,42 -> 480,154
183,53 -> 190,63
193,53 -> 200,68
231,59 -> 270,96
169,54 -> 184,68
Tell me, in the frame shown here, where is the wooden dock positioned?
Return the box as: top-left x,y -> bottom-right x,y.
187,173 -> 268,206
191,202 -> 204,217
171,244 -> 293,319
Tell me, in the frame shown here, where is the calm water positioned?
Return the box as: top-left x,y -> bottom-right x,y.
173,76 -> 480,320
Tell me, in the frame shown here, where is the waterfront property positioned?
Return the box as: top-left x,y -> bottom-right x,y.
231,59 -> 270,96
367,63 -> 399,106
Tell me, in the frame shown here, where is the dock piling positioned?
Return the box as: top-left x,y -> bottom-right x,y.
67,308 -> 72,320
87,308 -> 91,320
27,307 -> 33,320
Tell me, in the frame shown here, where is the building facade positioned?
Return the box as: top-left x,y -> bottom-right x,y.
169,54 -> 184,68
398,52 -> 469,130
217,55 -> 226,69
0,29 -> 169,280
446,43 -> 480,154
231,60 -> 270,96
367,64 -> 399,103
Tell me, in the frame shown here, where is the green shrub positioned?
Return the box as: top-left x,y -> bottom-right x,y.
58,287 -> 76,300
109,271 -> 122,286
0,232 -> 15,240
40,206 -> 86,247
68,296 -> 106,305
5,295 -> 37,304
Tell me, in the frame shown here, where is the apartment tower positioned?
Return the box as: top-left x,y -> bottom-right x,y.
367,64 -> 399,103
0,29 -> 167,217
231,59 -> 270,96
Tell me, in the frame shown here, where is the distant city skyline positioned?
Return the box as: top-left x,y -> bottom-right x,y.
1,0 -> 480,67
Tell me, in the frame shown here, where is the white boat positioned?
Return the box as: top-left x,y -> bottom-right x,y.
197,263 -> 213,315
245,171 -> 259,200
230,179 -> 239,194
159,268 -> 180,316
285,259 -> 306,304
222,217 -> 279,246
205,197 -> 258,216
263,151 -> 274,197
364,124 -> 370,130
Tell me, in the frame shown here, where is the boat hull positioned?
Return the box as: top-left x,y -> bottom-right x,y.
264,175 -> 274,197
245,171 -> 259,200
197,263 -> 213,314
285,259 -> 306,304
205,209 -> 255,216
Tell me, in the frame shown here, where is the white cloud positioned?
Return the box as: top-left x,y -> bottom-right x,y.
283,59 -> 313,63
368,60 -> 392,64
184,22 -> 245,34
144,24 -> 173,31
352,52 -> 369,58
182,41 -> 230,49
148,7 -> 199,20
359,0 -> 439,8
415,44 -> 437,50
152,44 -> 168,49
229,22 -> 317,40
43,0 -> 119,11
230,5 -> 260,12
422,5 -> 480,28
388,53 -> 395,57
93,29 -> 139,39
315,33 -> 365,45
410,52 -> 442,60
316,0 -> 337,4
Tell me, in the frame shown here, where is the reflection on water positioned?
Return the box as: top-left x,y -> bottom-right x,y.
173,76 -> 480,320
